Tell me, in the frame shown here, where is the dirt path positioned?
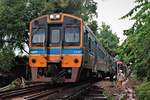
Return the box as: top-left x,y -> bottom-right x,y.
95,79 -> 140,100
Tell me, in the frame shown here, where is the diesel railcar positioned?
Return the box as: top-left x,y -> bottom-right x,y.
29,13 -> 115,82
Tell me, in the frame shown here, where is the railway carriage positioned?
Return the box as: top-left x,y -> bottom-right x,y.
29,13 -> 115,82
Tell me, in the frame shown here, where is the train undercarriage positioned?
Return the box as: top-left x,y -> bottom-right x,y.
30,62 -> 81,83
29,62 -> 114,83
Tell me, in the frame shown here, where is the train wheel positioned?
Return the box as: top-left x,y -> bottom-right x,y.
97,72 -> 102,80
101,71 -> 105,80
109,73 -> 114,81
86,69 -> 91,78
78,68 -> 90,81
26,66 -> 31,80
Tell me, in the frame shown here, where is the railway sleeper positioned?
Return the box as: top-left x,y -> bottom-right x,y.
24,89 -> 59,100
56,84 -> 90,100
83,92 -> 108,100
81,85 -> 107,100
89,89 -> 103,94
83,96 -> 107,100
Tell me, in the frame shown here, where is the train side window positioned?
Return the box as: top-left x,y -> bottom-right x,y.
89,38 -> 91,50
95,42 -> 97,48
89,38 -> 94,52
98,48 -> 105,59
94,42 -> 97,53
92,40 -> 95,50
101,51 -> 105,58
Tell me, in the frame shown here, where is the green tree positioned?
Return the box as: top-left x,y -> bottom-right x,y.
120,0 -> 150,80
136,82 -> 150,100
97,22 -> 119,56
46,0 -> 97,21
0,0 -> 48,51
0,47 -> 15,72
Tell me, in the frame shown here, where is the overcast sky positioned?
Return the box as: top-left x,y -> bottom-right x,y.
94,0 -> 135,43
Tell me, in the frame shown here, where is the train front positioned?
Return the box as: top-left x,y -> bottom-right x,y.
29,13 -> 83,82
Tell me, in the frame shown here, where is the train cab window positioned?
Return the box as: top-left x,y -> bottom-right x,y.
65,27 -> 80,43
32,28 -> 45,44
98,47 -> 105,59
101,50 -> 105,58
91,40 -> 95,49
51,29 -> 60,43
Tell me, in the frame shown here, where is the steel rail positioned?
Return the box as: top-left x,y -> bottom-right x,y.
0,83 -> 50,99
56,83 -> 91,100
24,89 -> 59,100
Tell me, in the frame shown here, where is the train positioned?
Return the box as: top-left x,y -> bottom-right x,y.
29,13 -> 116,82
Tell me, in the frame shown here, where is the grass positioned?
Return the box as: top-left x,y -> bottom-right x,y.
103,90 -> 115,100
136,81 -> 150,100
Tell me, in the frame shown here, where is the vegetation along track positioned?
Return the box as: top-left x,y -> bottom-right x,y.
0,82 -> 107,100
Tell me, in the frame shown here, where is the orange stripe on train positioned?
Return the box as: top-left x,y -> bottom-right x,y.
29,55 -> 82,68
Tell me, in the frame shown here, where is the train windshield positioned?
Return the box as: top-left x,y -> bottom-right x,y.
65,27 -> 80,43
32,28 -> 45,44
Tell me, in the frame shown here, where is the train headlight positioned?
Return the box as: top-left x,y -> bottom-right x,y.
50,14 -> 55,19
56,14 -> 60,19
49,14 -> 61,20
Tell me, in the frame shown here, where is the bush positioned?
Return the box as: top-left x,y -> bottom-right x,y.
0,48 -> 15,72
136,82 -> 150,100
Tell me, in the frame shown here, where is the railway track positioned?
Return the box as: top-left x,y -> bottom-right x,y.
55,83 -> 107,100
0,82 -> 107,100
0,82 -> 52,99
82,85 -> 107,100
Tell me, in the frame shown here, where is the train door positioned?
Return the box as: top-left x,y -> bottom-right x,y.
47,25 -> 63,76
48,25 -> 63,60
83,29 -> 90,68
88,34 -> 92,68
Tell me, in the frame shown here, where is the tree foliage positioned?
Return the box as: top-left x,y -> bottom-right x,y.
46,0 -> 97,21
0,47 -> 15,72
97,22 -> 119,56
120,0 -> 150,80
0,0 -> 47,51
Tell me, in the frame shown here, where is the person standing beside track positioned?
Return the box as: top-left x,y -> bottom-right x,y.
117,70 -> 125,89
